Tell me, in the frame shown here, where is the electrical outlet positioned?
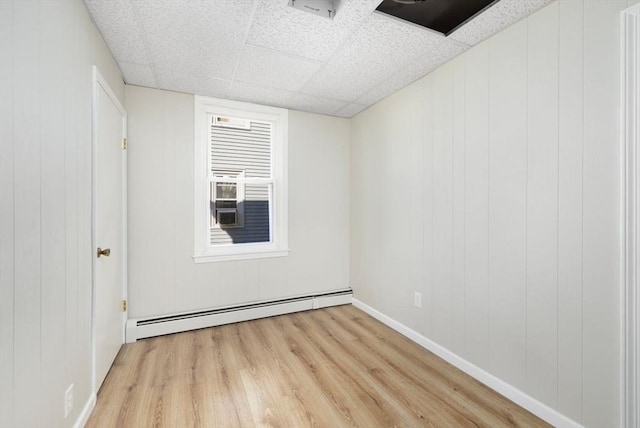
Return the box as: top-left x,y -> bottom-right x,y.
414,292 -> 422,308
64,384 -> 74,419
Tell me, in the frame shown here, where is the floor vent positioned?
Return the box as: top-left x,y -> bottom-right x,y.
126,289 -> 353,342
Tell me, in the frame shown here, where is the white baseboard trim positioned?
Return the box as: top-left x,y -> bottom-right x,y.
73,392 -> 96,428
126,290 -> 352,342
352,298 -> 582,428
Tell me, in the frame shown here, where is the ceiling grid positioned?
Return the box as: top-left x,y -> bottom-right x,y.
84,0 -> 554,118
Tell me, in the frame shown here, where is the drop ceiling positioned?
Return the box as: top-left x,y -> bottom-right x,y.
84,0 -> 554,118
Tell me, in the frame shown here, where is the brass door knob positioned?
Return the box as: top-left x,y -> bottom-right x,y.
97,247 -> 111,258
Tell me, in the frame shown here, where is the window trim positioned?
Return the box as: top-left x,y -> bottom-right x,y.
193,96 -> 288,263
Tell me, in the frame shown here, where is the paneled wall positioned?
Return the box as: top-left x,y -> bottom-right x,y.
0,1 -> 124,426
350,1 -> 634,426
126,85 -> 350,319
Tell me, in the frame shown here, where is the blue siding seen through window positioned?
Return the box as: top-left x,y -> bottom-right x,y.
210,119 -> 272,245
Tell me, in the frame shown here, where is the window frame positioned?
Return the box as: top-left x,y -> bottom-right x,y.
193,96 -> 288,263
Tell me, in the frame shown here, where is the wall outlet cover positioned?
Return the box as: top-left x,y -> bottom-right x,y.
64,383 -> 74,419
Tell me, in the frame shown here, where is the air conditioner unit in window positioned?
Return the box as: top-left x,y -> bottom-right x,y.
216,209 -> 238,226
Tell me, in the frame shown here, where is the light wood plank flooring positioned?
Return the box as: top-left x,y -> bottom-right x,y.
87,304 -> 549,427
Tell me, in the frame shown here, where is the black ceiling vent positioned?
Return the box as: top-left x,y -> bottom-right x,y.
375,0 -> 500,36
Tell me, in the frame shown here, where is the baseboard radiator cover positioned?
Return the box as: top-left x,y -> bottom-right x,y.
126,289 -> 353,342
352,298 -> 584,428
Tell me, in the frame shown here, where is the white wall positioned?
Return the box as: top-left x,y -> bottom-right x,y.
0,1 -> 124,427
126,85 -> 350,319
351,1 -> 634,427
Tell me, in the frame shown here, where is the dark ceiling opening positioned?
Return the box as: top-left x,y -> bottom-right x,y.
375,0 -> 500,36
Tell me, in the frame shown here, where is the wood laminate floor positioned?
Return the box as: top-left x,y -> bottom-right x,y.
87,304 -> 549,427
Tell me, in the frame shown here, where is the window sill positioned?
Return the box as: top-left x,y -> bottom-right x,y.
193,248 -> 289,263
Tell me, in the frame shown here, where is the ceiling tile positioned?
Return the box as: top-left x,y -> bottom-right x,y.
287,94 -> 348,116
134,0 -> 256,81
84,0 -> 148,64
155,69 -> 231,98
234,45 -> 323,92
300,13 -> 445,102
449,0 -> 554,46
334,103 -> 368,118
198,77 -> 234,100
119,62 -> 156,88
247,0 -> 381,62
227,82 -> 295,109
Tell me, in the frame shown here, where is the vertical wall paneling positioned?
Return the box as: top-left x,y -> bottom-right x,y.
162,96 -> 179,310
395,79 -> 427,331
409,82 -> 427,331
452,56 -> 466,355
462,42 -> 490,369
284,110 -> 350,301
422,76 -> 435,338
128,88 -> 170,316
487,20 -> 528,390
76,5 -> 94,408
63,0 -> 81,403
557,0 -> 584,421
350,117 -> 364,303
525,1 -> 560,408
360,102 -> 388,312
151,89 -> 171,308
431,64 -> 455,348
381,92 -> 413,325
351,104 -> 380,308
350,1 -> 625,425
0,1 -> 14,426
402,84 -> 425,330
39,1 -> 68,423
582,1 -> 625,426
12,2 -> 43,425
621,4 -> 640,427
0,0 -> 125,425
370,103 -> 390,311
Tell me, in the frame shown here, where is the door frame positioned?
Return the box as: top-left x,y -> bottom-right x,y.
621,4 -> 639,428
91,66 -> 128,394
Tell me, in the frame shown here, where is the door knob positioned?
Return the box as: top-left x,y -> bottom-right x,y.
97,247 -> 111,258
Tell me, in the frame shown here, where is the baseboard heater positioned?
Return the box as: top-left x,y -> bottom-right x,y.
125,289 -> 353,343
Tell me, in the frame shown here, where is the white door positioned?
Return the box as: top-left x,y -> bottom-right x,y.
93,67 -> 127,391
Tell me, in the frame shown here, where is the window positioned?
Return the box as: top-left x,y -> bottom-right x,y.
194,97 -> 288,262
211,170 -> 245,228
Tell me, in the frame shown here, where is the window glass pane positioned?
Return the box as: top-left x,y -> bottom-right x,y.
210,121 -> 271,179
215,200 -> 237,210
210,183 -> 271,246
216,183 -> 237,199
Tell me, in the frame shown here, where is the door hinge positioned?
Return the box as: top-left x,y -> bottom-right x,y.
121,300 -> 127,312
121,138 -> 127,150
